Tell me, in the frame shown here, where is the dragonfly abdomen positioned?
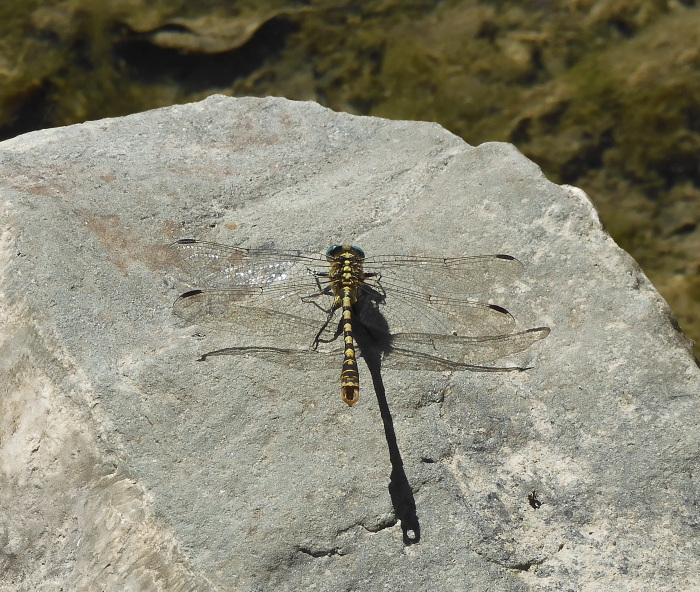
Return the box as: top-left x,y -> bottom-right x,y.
327,245 -> 366,405
340,287 -> 360,405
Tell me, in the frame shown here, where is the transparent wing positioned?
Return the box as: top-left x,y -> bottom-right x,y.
196,345 -> 345,367
363,254 -> 524,297
192,327 -> 551,372
384,327 -> 551,369
358,253 -> 524,338
358,281 -> 516,337
171,239 -> 331,289
171,239 -> 343,345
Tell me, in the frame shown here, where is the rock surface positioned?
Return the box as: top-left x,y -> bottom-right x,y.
1,95 -> 698,591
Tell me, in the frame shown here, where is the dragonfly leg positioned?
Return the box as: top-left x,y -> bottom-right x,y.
309,307 -> 342,350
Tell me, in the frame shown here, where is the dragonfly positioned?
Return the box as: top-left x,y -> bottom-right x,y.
170,239 -> 550,405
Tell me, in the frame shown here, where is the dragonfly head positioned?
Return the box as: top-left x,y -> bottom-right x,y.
326,244 -> 365,261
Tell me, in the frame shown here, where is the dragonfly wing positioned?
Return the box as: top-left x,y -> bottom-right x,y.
359,283 -> 516,337
173,283 -> 341,345
196,344 -> 345,367
385,327 -> 550,369
363,254 -> 524,298
171,239 -> 329,289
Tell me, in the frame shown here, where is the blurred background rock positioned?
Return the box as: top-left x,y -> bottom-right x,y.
2,0 -> 698,355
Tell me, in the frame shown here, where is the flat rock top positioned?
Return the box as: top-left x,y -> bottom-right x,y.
1,95 -> 698,591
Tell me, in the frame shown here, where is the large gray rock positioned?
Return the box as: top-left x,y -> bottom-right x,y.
1,95 -> 698,591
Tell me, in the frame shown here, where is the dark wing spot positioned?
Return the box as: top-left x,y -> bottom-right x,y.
488,304 -> 510,315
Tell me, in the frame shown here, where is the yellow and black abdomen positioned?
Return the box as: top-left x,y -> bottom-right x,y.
339,285 -> 361,405
326,245 -> 366,405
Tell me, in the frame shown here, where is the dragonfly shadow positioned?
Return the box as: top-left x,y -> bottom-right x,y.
192,295 -> 422,545
353,300 -> 421,546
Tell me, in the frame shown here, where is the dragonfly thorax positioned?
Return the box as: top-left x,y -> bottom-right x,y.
327,245 -> 366,306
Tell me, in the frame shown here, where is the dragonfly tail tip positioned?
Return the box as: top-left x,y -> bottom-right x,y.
342,386 -> 360,406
